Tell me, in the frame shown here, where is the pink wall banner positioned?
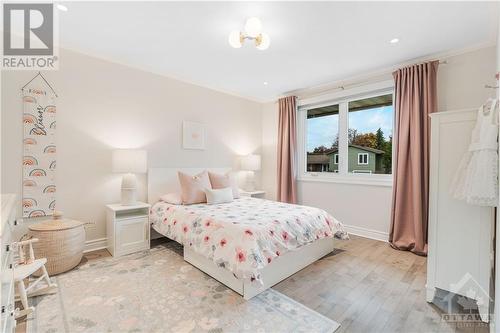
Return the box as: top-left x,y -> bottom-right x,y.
22,74 -> 57,218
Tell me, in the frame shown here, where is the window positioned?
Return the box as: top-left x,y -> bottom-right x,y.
298,84 -> 394,186
305,104 -> 339,173
358,153 -> 368,165
348,94 -> 393,174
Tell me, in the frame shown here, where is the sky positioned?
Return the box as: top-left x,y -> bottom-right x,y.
307,106 -> 393,152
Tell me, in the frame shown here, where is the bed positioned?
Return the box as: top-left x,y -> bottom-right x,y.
148,168 -> 348,299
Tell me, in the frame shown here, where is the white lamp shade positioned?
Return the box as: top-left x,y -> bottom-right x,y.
241,154 -> 261,171
112,149 -> 147,173
228,30 -> 242,48
256,33 -> 270,50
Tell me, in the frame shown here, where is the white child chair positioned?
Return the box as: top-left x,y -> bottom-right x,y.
13,238 -> 57,318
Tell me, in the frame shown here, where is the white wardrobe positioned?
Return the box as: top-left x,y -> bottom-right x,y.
427,109 -> 494,322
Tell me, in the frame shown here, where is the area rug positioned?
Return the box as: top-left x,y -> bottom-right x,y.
27,241 -> 340,333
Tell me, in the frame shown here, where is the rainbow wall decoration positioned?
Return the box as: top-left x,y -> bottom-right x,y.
22,76 -> 57,218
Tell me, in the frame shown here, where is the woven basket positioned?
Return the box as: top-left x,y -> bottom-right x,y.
28,219 -> 85,276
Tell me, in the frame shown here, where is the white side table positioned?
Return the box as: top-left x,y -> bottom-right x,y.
106,202 -> 150,257
239,190 -> 266,199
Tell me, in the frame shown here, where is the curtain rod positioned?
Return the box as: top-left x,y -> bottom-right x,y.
306,59 -> 449,94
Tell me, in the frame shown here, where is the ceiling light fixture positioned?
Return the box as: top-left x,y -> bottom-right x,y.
228,17 -> 270,50
56,4 -> 68,11
263,81 -> 268,85
390,38 -> 399,44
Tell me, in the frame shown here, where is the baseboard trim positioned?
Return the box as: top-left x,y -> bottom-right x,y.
84,237 -> 107,253
343,224 -> 389,242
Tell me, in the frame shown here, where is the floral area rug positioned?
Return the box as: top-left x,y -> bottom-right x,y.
27,241 -> 340,333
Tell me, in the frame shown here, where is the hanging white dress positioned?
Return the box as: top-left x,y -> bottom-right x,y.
451,99 -> 498,207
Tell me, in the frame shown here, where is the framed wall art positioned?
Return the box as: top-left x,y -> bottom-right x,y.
182,121 -> 205,150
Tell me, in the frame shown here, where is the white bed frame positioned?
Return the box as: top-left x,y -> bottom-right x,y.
148,167 -> 335,299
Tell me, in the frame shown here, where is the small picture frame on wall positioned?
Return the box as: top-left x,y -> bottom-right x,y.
182,121 -> 205,150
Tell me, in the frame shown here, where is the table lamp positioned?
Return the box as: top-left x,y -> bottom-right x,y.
241,154 -> 261,191
112,149 -> 147,205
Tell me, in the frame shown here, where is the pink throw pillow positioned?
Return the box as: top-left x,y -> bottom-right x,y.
208,171 -> 240,199
178,170 -> 212,204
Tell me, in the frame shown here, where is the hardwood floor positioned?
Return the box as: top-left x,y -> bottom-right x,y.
17,236 -> 489,333
274,235 -> 489,333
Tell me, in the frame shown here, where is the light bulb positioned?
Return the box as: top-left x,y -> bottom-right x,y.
256,33 -> 270,50
244,17 -> 262,38
56,4 -> 68,11
228,30 -> 242,48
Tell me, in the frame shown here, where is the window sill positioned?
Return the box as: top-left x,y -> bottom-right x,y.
298,173 -> 393,187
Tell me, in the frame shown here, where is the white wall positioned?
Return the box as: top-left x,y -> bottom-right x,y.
438,46 -> 497,112
261,102 -> 278,201
261,46 -> 497,241
2,48 -> 262,247
297,181 -> 392,240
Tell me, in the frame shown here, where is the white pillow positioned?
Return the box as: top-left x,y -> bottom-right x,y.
204,187 -> 233,205
160,192 -> 182,205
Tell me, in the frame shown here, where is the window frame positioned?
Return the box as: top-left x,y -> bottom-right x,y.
334,154 -> 339,165
357,153 -> 369,165
297,80 -> 394,187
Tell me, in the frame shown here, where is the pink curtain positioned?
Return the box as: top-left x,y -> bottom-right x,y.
277,96 -> 297,204
389,60 -> 439,256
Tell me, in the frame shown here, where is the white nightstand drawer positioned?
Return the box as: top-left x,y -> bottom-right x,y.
115,217 -> 148,256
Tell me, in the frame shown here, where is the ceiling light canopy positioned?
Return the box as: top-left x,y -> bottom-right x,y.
228,17 -> 270,50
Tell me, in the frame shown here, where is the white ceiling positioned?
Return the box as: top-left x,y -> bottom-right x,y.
59,1 -> 498,102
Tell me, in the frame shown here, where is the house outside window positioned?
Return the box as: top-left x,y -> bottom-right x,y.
299,81 -> 394,186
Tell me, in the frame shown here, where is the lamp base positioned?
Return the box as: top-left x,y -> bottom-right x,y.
121,173 -> 138,206
121,188 -> 137,206
244,171 -> 256,191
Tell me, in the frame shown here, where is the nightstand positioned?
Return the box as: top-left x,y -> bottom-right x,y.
239,190 -> 266,199
106,202 -> 150,257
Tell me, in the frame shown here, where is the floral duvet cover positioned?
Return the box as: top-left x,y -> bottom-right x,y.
150,196 -> 348,283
